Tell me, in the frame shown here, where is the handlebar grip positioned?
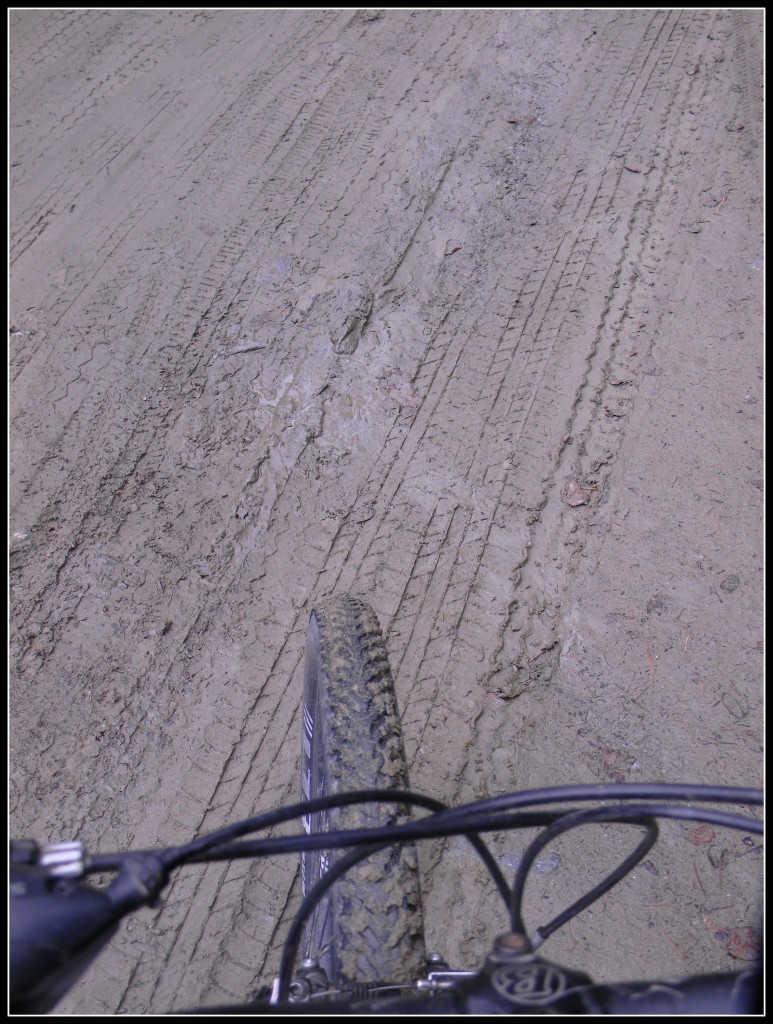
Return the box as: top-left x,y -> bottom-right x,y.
182,969 -> 762,1014
599,969 -> 762,1015
10,865 -> 121,1013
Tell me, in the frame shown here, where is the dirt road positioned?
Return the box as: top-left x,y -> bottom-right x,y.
10,10 -> 763,1012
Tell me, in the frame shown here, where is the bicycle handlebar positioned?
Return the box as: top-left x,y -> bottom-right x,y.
357,966 -> 760,1015
187,963 -> 761,1015
11,871 -> 761,1017
10,852 -> 167,1014
9,783 -> 763,1015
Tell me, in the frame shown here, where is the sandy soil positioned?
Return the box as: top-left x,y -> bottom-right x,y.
10,10 -> 763,1012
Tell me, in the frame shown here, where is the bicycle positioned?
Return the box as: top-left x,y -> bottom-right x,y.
10,596 -> 763,1014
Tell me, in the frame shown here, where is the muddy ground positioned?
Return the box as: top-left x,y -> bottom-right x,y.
10,10 -> 763,1013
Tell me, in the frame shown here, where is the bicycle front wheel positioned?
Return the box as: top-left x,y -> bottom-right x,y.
300,596 -> 426,987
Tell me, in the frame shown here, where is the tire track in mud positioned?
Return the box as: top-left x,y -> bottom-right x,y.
9,10 -> 468,572
733,9 -> 764,168
9,12 -> 379,624
111,17 -> 496,1011
332,9 -> 709,766
11,13 -> 188,173
10,8 -> 488,708
9,11 -> 339,317
48,12 -> 626,1007
407,14 -> 753,966
272,4 -> 724,995
396,10 -> 716,922
135,10 -> 722,1010
10,9 -> 755,1013
10,11 -> 494,1011
9,10 -> 317,261
9,10 -> 123,101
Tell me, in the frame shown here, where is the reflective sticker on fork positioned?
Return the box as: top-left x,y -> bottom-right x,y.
303,704 -> 314,739
301,703 -> 314,835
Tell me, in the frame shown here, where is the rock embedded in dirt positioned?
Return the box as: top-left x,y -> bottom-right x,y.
560,480 -> 592,506
719,574 -> 740,593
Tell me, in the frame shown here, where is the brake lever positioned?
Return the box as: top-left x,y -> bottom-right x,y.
10,845 -> 168,1013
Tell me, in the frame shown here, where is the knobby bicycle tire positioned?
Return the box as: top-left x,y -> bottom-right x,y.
300,596 -> 426,987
